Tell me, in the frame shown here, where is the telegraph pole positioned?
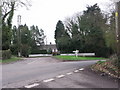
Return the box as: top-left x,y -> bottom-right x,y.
115,1 -> 120,83
115,1 -> 120,62
17,15 -> 21,57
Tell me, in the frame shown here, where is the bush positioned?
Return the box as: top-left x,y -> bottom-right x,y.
10,44 -> 18,55
47,48 -> 52,54
21,44 -> 30,57
52,51 -> 60,56
109,54 -> 119,67
94,47 -> 113,58
2,49 -> 11,60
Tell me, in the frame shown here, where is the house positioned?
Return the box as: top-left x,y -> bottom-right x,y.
37,42 -> 58,53
42,44 -> 58,52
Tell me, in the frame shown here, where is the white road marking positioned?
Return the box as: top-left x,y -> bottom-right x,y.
56,75 -> 65,78
74,70 -> 79,73
79,68 -> 84,71
66,72 -> 73,75
43,78 -> 54,82
25,83 -> 39,88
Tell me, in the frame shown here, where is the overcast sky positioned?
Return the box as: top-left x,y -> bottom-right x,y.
12,0 -> 113,44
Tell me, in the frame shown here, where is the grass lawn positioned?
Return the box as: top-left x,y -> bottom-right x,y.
54,55 -> 107,61
0,56 -> 22,64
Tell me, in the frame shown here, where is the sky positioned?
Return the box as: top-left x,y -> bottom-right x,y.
12,0 -> 113,44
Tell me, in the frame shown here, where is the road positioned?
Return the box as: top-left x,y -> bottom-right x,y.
1,57 -> 119,88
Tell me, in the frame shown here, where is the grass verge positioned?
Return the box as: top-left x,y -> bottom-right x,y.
0,56 -> 22,64
54,55 -> 106,61
91,56 -> 119,78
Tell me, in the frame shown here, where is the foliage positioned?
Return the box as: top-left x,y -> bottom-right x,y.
105,12 -> 117,53
92,58 -> 119,78
10,24 -> 46,57
10,44 -> 18,55
109,54 -> 120,67
77,4 -> 110,57
97,61 -> 106,64
2,4 -> 14,50
30,25 -> 45,49
21,44 -> 30,57
30,50 -> 47,54
2,49 -> 11,60
52,52 -> 60,56
29,25 -> 46,54
1,0 -> 31,50
55,20 -> 71,53
55,4 -> 114,57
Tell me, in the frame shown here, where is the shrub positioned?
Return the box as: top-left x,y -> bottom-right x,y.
10,44 -> 18,55
21,44 -> 30,57
2,49 -> 11,60
109,54 -> 119,67
52,51 -> 60,56
47,48 -> 52,54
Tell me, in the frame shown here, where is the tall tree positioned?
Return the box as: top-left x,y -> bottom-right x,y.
30,25 -> 46,53
11,25 -> 18,44
17,24 -> 31,57
30,25 -> 45,46
63,4 -> 111,57
1,0 -> 31,50
80,4 -> 110,57
55,20 -> 71,53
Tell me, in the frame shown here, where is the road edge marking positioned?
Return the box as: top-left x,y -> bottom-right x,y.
43,78 -> 54,82
56,75 -> 65,78
66,72 -> 73,75
24,83 -> 39,88
74,70 -> 79,73
79,68 -> 84,71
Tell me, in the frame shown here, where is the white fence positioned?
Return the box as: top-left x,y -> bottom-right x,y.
29,53 -> 95,57
61,53 -> 95,56
29,54 -> 52,57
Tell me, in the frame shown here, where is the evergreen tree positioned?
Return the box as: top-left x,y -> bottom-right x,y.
30,25 -> 45,53
79,4 -> 110,57
55,20 -> 71,53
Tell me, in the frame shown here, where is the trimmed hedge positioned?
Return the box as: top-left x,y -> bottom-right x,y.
2,49 -> 11,60
30,49 -> 47,54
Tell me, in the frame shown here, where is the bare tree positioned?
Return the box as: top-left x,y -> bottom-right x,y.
1,0 -> 31,26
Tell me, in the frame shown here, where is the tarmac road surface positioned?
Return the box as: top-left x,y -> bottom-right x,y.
1,57 -> 119,88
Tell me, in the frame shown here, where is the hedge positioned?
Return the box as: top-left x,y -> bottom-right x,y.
30,49 -> 47,54
2,49 -> 11,60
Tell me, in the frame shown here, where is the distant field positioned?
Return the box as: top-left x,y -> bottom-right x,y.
54,55 -> 106,61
